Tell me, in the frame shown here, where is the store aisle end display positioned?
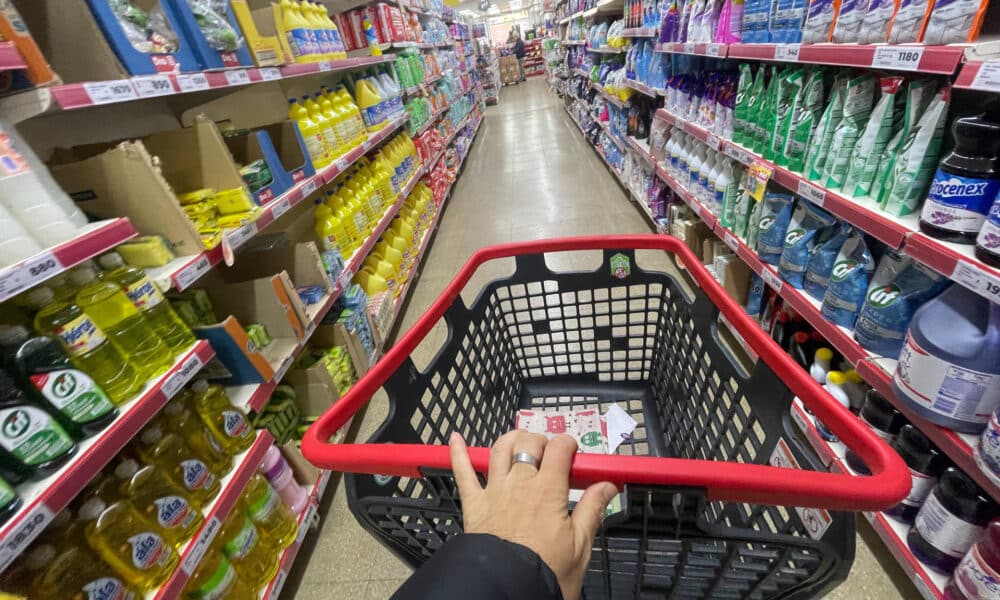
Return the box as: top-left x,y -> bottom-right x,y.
0,1 -> 482,597
551,0 -> 1000,596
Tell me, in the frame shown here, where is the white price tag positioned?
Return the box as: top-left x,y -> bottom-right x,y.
705,44 -> 721,57
226,222 -> 256,251
762,268 -> 783,291
790,404 -> 809,434
0,250 -> 63,301
175,255 -> 212,291
0,504 -> 54,572
688,199 -> 701,218
181,516 -> 220,574
724,231 -> 740,252
275,354 -> 295,382
871,45 -> 925,71
83,81 -> 138,105
318,61 -> 332,72
952,260 -> 1000,303
268,570 -> 289,600
316,471 -> 332,499
971,62 -> 1000,93
797,180 -> 826,205
705,134 -> 721,151
683,43 -> 695,54
132,75 -> 174,98
162,350 -> 205,398
334,157 -> 350,172
337,268 -> 354,291
224,69 -> 251,86
259,67 -> 282,81
177,73 -> 210,92
301,179 -> 319,197
774,44 -> 801,61
724,144 -> 753,165
270,196 -> 292,219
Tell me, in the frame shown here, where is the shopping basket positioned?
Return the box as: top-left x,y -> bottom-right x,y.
302,235 -> 909,599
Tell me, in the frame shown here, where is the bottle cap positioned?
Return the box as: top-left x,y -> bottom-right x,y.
191,379 -> 208,393
814,348 -> 833,363
25,544 -> 56,569
114,458 -> 139,480
77,497 -> 107,521
844,370 -> 863,384
97,252 -> 125,270
826,371 -> 846,385
0,325 -> 29,346
23,287 -> 55,308
163,399 -> 184,416
140,425 -> 164,445
67,267 -> 98,287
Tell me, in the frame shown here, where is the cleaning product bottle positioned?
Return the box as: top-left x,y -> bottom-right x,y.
78,496 -> 179,591
135,425 -> 222,504
845,390 -> 906,475
304,94 -> 341,159
0,369 -> 75,482
919,116 -> 1000,244
0,474 -> 20,525
363,18 -> 382,56
334,85 -> 369,144
288,98 -> 330,168
944,518 -> 1000,600
98,252 -> 195,354
892,284 -> 1000,434
184,552 -> 257,599
816,371 -> 850,442
158,394 -> 232,474
117,459 -> 204,548
355,77 -> 384,131
280,0 -> 314,62
885,424 -> 951,523
303,2 -> 332,60
809,347 -> 833,384
68,266 -> 172,380
976,191 -> 1000,268
189,380 -> 255,455
27,287 -> 143,405
28,542 -> 141,600
260,444 -> 310,514
317,90 -> 351,155
243,472 -> 298,550
13,334 -> 118,438
213,503 -> 279,590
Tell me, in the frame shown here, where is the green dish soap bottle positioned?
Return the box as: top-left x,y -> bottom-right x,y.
0,369 -> 76,483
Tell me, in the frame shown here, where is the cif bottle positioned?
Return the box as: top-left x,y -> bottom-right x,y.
98,252 -> 195,354
184,552 -> 256,599
117,459 -> 204,548
189,380 -> 254,455
78,496 -> 179,591
243,473 -> 298,550
14,333 -> 118,438
0,369 -> 76,482
159,394 -> 232,474
289,98 -> 330,168
213,504 -> 279,590
919,116 -> 1000,244
135,425 -> 222,504
28,286 -> 143,404
304,94 -> 341,158
69,267 -> 171,380
29,542 -> 141,600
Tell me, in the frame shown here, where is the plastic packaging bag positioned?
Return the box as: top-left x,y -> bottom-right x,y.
742,67 -> 767,149
804,74 -> 847,181
754,67 -> 780,155
778,201 -> 837,287
800,0 -> 839,43
922,0 -> 990,43
821,229 -> 874,328
768,69 -> 804,163
823,73 -> 875,190
844,77 -> 904,195
831,0 -> 870,41
187,0 -> 244,52
804,222 -> 852,299
858,0 -> 896,42
746,273 -> 766,318
755,191 -> 795,265
879,89 -> 949,216
108,0 -> 180,53
783,69 -> 825,172
886,0 -> 932,43
861,79 -> 934,201
732,64 -> 754,145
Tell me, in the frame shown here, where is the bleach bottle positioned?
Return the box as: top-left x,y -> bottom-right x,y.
892,284 -> 1000,434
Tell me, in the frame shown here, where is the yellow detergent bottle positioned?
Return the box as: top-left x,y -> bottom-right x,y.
317,91 -> 351,155
78,497 -> 180,592
135,425 -> 222,504
213,502 -> 279,590
333,85 -> 368,144
189,380 -> 255,455
280,0 -> 314,62
322,5 -> 347,59
344,175 -> 376,228
354,78 -> 383,132
326,190 -> 361,251
184,552 -> 256,599
339,187 -> 369,244
304,94 -> 340,159
309,2 -> 335,61
27,287 -> 143,405
159,395 -> 233,475
358,162 -> 386,214
69,266 -> 171,380
359,265 -> 389,296
288,98 -> 330,168
99,252 -> 195,355
242,473 -> 298,550
29,542 -> 142,600
375,241 -> 404,274
116,459 -> 204,548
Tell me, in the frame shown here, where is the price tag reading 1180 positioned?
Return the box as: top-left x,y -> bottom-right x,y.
871,46 -> 925,71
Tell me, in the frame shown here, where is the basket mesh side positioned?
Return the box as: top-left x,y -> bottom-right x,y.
347,253 -> 852,599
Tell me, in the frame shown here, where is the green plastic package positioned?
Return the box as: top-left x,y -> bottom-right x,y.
782,69 -> 825,172
768,69 -> 804,163
865,79 -> 935,202
804,74 -> 848,181
742,67 -> 767,151
843,77 -> 905,195
823,73 -> 876,190
755,67 -> 780,155
733,64 -> 754,146
879,90 -> 949,216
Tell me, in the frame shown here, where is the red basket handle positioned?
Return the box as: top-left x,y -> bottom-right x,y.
302,235 -> 910,512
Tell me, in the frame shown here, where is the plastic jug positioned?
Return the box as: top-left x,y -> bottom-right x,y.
314,203 -> 349,257
0,369 -> 76,483
69,266 -> 171,380
184,552 -> 257,599
28,287 -> 143,404
280,0 -> 315,62
304,94 -> 340,159
288,98 -> 330,168
189,380 -> 255,455
375,241 -> 404,273
117,459 -> 204,547
212,503 -> 278,590
136,425 -> 222,504
302,2 -> 332,60
817,371 -> 851,442
243,473 -> 298,550
317,91 -> 351,154
28,543 -> 141,600
355,78 -> 384,130
893,284 -> 1000,433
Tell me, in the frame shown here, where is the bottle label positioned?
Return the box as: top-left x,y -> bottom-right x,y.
127,533 -> 171,570
914,492 -> 985,559
301,132 -> 326,162
197,557 -> 237,600
223,517 -> 259,559
954,544 -> 1000,599
0,406 -> 74,465
82,577 -> 135,600
901,468 -> 936,507
54,313 -> 108,357
29,369 -> 115,424
894,332 -> 1000,426
922,170 -> 1000,234
180,459 -> 217,492
977,411 -> 1000,486
221,410 -> 250,439
287,28 -> 314,58
124,277 -> 164,311
249,484 -> 281,522
154,495 -> 198,530
977,198 -> 1000,251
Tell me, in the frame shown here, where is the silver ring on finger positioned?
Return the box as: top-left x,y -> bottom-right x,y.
512,452 -> 540,470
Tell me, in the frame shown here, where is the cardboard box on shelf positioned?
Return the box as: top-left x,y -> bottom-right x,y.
230,0 -> 287,66
163,0 -> 255,70
224,241 -> 333,324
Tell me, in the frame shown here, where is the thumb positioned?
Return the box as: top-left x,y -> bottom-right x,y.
571,482 -> 618,548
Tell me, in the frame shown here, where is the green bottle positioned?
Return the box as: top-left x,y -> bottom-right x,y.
0,369 -> 76,483
0,473 -> 21,526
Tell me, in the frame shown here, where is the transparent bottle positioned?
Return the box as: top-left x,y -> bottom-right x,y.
243,473 -> 298,550
188,380 -> 255,456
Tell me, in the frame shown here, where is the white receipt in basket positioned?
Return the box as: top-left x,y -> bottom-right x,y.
604,404 -> 637,454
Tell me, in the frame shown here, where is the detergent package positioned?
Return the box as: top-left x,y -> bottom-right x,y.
922,0 -> 990,43
731,189 -> 754,238
768,69 -> 804,162
843,77 -> 904,196
831,0 -> 868,41
858,0 -> 895,42
803,74 -> 847,180
778,202 -> 837,288
783,70 -> 825,173
733,64 -> 754,146
879,90 -> 949,216
886,0 -> 933,43
854,253 -> 950,357
746,200 -> 764,250
804,222 -> 852,299
823,74 -> 876,191
756,191 -> 795,265
821,230 -> 874,328
800,0 -> 838,43
742,67 -> 767,148
860,79 -> 934,201
754,68 -> 780,155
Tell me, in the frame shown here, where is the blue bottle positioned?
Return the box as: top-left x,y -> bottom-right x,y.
892,284 -> 1000,434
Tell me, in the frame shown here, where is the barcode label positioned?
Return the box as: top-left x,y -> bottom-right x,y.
162,350 -> 205,398
175,255 -> 212,290
181,516 -> 220,574
0,250 -> 63,301
724,232 -> 740,252
762,269 -> 783,291
952,260 -> 1000,304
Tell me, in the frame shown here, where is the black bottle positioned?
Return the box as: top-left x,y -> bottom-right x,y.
845,390 -> 907,475
884,425 -> 951,523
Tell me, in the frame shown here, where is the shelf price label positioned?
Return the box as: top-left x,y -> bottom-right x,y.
301,178 -> 319,197
181,516 -> 220,574
0,250 -> 63,301
259,67 -> 282,81
971,62 -> 1000,93
952,260 -> 1000,303
221,222 -> 256,266
774,44 -> 801,62
705,134 -> 721,151
797,180 -> 826,205
705,44 -> 722,57
224,69 -> 251,86
318,61 -> 333,72
337,268 -> 354,291
683,43 -> 695,54
270,196 -> 292,219
872,46 -> 925,71
723,231 -> 740,252
177,73 -> 210,92
162,350 -> 205,399
267,570 -> 289,600
0,504 -> 54,572
83,80 -> 138,105
761,268 -> 783,292
132,75 -> 174,98
175,255 -> 212,291
723,143 -> 754,165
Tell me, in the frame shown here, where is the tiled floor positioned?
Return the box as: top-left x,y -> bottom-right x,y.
287,78 -> 916,599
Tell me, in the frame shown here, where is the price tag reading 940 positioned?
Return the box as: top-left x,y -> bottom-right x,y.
224,69 -> 251,86
952,260 -> 1000,303
132,75 -> 174,98
872,46 -> 925,71
177,73 -> 210,92
797,180 -> 826,205
762,268 -> 783,292
774,44 -> 800,62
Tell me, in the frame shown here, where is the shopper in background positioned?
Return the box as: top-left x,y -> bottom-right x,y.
391,430 -> 617,600
513,32 -> 526,82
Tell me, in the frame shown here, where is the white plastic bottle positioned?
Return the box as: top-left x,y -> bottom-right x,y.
817,371 -> 851,442
665,133 -> 681,176
0,202 -> 42,266
705,155 -> 725,213
810,347 -> 833,384
688,144 -> 706,191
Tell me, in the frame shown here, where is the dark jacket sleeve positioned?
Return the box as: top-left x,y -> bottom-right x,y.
390,533 -> 564,600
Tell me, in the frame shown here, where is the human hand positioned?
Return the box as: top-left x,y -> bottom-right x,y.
449,430 -> 618,600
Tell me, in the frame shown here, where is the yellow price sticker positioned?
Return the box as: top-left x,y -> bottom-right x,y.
747,159 -> 774,202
